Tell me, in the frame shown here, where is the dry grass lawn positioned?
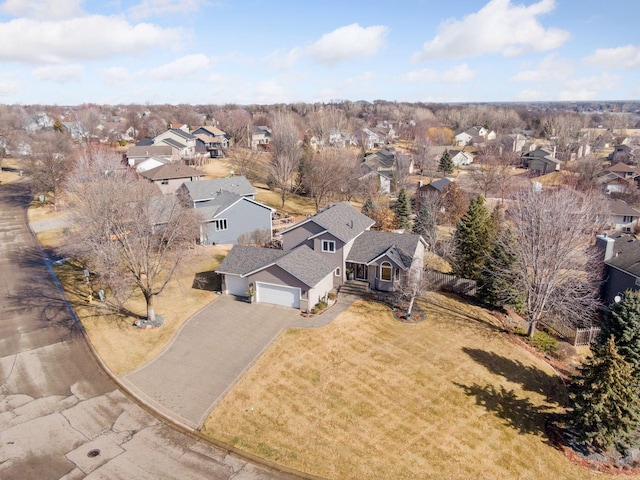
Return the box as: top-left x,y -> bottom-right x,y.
203,293 -> 630,480
0,158 -> 23,184
54,244 -> 230,376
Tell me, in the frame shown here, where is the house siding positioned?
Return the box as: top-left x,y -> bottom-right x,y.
153,177 -> 195,195
308,273 -> 335,310
202,200 -> 272,245
281,222 -> 324,251
602,266 -> 638,305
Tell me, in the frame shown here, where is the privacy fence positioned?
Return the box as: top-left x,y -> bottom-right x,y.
426,270 -> 599,346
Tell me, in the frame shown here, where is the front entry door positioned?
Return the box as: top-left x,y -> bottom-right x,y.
355,263 -> 368,280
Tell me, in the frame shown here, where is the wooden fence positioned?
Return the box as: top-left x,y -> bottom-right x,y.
540,317 -> 601,347
426,271 -> 477,297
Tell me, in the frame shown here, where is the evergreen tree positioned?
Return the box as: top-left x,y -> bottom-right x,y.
453,195 -> 492,280
413,200 -> 437,240
477,228 -> 523,311
438,150 -> 454,175
599,290 -> 640,375
393,187 -> 412,230
569,336 -> 640,454
361,196 -> 376,218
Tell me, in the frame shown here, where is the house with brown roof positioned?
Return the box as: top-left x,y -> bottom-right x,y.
606,199 -> 640,233
138,164 -> 205,194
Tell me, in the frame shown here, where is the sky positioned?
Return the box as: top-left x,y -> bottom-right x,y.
0,0 -> 638,106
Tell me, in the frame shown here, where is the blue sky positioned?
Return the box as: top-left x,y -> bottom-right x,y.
0,0 -> 638,105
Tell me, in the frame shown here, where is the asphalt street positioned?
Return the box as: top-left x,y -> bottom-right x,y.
0,180 -> 301,480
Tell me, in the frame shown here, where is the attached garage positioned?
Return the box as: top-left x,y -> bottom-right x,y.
256,282 -> 301,308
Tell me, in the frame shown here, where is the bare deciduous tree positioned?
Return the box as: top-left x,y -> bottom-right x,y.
506,187 -> 603,337
216,108 -> 251,147
64,147 -> 201,323
269,111 -> 302,207
302,147 -> 354,212
25,130 -> 73,208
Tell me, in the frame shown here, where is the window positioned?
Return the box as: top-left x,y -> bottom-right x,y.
380,261 -> 392,281
623,216 -> 634,223
335,267 -> 341,277
322,240 -> 336,253
213,219 -> 228,231
160,179 -> 169,185
394,268 -> 400,281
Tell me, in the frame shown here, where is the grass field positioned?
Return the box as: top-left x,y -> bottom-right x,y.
53,244 -> 230,376
203,293 -> 629,480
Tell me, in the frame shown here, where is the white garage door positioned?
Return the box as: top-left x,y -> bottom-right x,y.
225,275 -> 248,296
256,282 -> 301,308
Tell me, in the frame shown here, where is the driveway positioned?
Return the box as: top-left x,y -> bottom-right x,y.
122,293 -> 354,429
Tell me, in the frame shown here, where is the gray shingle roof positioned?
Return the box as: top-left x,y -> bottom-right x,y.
282,202 -> 374,244
216,244 -> 334,287
161,137 -> 187,149
139,163 -> 204,181
183,176 -> 255,202
216,245 -> 286,276
608,199 -> 640,217
127,145 -> 172,158
195,191 -> 244,219
605,234 -> 640,278
347,231 -> 424,269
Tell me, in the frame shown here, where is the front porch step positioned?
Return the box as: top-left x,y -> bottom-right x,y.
340,280 -> 370,296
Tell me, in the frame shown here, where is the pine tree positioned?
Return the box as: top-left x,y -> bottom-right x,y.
413,200 -> 437,240
393,187 -> 412,231
569,336 -> 640,453
477,228 -> 523,311
453,195 -> 492,280
600,290 -> 640,375
361,196 -> 376,218
438,150 -> 454,175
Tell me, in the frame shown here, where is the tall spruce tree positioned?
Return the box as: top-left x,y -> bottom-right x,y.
477,228 -> 523,311
599,290 -> 640,375
569,336 -> 640,454
413,200 -> 437,240
361,196 -> 376,218
453,195 -> 492,280
394,187 -> 412,230
438,150 -> 454,175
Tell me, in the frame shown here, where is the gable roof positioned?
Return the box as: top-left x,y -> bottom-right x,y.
160,137 -> 188,149
607,199 -> 640,217
127,145 -> 173,158
194,125 -> 227,137
196,192 -> 272,219
425,178 -> 452,192
216,244 -> 334,287
280,201 -> 375,244
347,231 -> 426,269
183,176 -> 255,202
139,163 -> 204,181
606,162 -> 639,176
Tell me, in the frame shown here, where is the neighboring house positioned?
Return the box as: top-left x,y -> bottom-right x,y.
604,162 -> 639,180
135,156 -> 171,173
328,129 -> 356,148
455,126 -> 496,147
126,145 -> 175,166
249,126 -> 271,151
192,125 -> 229,158
178,176 -> 273,245
606,199 -> 640,232
358,128 -> 384,150
609,144 -> 638,163
597,172 -> 635,194
138,164 -> 205,194
521,147 -> 562,175
449,149 -> 474,167
153,128 -> 197,159
596,233 -> 640,305
415,178 -> 452,204
216,202 -> 426,311
360,147 -> 415,194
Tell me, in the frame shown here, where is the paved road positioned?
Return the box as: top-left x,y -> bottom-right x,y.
0,181 -> 301,480
123,294 -> 354,429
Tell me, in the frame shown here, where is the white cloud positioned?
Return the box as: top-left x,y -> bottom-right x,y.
101,66 -> 132,87
584,44 -> 640,69
267,23 -> 388,69
32,64 -> 83,82
147,54 -> 218,80
127,0 -> 209,20
412,0 -> 569,62
557,72 -> 619,100
0,0 -> 83,20
0,72 -> 18,97
515,87 -> 550,101
509,53 -> 573,82
0,16 -> 183,63
396,63 -> 475,83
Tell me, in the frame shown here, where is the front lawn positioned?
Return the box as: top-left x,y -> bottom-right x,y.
203,293 -> 614,480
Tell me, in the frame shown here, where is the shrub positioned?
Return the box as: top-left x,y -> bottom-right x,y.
528,330 -> 559,355
327,292 -> 336,301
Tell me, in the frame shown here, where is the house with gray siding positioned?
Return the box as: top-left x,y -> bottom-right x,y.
215,201 -> 427,311
597,233 -> 640,305
178,176 -> 272,245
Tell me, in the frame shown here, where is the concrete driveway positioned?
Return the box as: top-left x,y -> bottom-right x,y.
122,294 -> 352,429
